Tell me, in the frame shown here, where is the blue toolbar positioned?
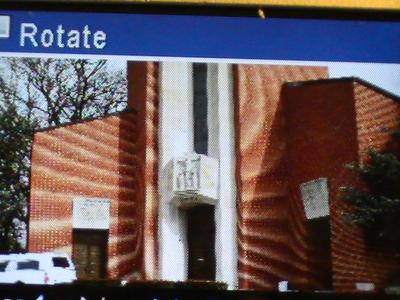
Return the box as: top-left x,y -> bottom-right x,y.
0,10 -> 399,63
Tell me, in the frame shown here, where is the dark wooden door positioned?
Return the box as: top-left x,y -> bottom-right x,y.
309,217 -> 333,289
187,205 -> 216,281
72,230 -> 108,280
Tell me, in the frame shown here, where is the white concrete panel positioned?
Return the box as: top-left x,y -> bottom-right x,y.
158,62 -> 193,281
208,63 -> 238,289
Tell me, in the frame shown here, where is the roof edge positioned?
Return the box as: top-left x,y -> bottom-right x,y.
283,77 -> 400,102
34,108 -> 137,134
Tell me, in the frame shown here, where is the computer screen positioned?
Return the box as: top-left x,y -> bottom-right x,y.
0,4 -> 400,299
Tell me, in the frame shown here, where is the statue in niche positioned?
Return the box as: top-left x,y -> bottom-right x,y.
185,156 -> 200,190
176,159 -> 186,192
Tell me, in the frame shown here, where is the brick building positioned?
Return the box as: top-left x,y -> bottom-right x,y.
28,62 -> 400,292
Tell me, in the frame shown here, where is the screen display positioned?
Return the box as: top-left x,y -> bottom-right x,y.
0,6 -> 400,300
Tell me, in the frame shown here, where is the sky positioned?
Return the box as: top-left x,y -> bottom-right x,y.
107,58 -> 400,97
328,62 -> 400,97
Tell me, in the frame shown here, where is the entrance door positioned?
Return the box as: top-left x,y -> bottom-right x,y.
187,205 -> 216,280
72,229 -> 108,279
309,217 -> 333,289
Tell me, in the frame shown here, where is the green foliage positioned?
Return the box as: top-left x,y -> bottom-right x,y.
0,102 -> 35,253
343,135 -> 400,251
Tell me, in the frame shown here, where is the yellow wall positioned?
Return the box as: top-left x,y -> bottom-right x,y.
126,0 -> 400,10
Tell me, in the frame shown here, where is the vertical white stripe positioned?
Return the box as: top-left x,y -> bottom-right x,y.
158,62 -> 193,281
208,63 -> 239,289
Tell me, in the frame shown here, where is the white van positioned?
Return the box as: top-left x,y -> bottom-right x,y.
0,252 -> 76,285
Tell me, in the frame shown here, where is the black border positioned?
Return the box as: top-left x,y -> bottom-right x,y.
1,283 -> 400,300
0,1 -> 400,21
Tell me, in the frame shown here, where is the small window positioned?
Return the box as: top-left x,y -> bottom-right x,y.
17,260 -> 39,270
193,63 -> 208,155
52,257 -> 70,268
0,261 -> 9,272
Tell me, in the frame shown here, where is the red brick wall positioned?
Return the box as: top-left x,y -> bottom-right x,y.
233,64 -> 328,290
29,61 -> 160,281
332,81 -> 400,292
29,111 -> 143,279
283,81 -> 359,291
354,82 -> 400,157
127,62 -> 159,280
282,80 -> 400,292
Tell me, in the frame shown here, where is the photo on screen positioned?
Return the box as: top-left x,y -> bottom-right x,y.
0,52 -> 399,294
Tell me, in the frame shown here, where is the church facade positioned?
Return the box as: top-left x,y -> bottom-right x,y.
28,61 -> 400,292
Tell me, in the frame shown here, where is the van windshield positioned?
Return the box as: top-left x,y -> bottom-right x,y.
52,257 -> 70,268
17,260 -> 39,270
0,261 -> 9,272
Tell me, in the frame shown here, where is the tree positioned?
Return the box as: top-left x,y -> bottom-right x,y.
0,101 -> 35,253
3,57 -> 127,126
342,132 -> 400,252
0,57 -> 127,252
